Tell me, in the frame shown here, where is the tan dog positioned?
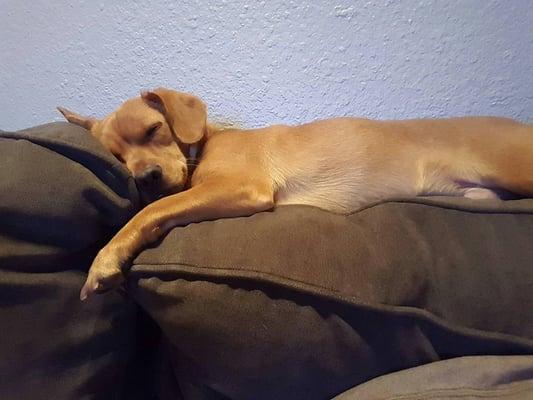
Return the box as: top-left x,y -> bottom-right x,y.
58,88 -> 533,300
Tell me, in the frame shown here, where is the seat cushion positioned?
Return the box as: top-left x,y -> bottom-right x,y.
333,355 -> 533,400
0,123 -> 147,399
129,197 -> 533,400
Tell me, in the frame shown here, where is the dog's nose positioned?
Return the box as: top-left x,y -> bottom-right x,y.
135,165 -> 162,187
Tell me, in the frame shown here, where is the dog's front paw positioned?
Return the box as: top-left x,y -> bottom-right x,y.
80,249 -> 126,301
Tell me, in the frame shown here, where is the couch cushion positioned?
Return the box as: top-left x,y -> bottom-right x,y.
129,197 -> 533,400
333,355 -> 533,400
0,123 -> 146,399
0,122 -> 139,267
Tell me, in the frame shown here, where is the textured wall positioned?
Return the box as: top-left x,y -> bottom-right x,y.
1,0 -> 532,131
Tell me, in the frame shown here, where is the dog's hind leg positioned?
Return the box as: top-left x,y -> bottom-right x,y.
462,187 -> 501,200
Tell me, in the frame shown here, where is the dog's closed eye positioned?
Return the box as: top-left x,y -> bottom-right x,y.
112,152 -> 125,163
145,122 -> 162,141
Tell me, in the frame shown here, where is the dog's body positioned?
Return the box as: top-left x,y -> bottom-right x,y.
58,88 -> 533,300
200,116 -> 533,211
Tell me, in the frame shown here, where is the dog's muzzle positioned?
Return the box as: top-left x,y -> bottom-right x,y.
134,164 -> 164,203
135,164 -> 162,188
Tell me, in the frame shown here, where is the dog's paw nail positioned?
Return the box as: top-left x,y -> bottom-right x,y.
80,249 -> 128,301
80,285 -> 90,301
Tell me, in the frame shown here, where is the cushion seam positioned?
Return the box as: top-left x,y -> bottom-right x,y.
130,262 -> 533,349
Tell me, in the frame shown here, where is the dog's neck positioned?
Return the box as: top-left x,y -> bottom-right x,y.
185,123 -> 240,183
186,141 -> 202,181
188,143 -> 200,160
185,129 -> 211,185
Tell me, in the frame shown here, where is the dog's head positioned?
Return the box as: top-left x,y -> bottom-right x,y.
58,88 -> 207,204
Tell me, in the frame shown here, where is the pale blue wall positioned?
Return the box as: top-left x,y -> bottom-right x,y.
1,0 -> 531,131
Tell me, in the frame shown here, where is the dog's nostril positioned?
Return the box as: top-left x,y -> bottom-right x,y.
136,165 -> 162,187
150,166 -> 162,181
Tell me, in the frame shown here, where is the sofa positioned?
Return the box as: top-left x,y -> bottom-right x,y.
1,122 -> 532,400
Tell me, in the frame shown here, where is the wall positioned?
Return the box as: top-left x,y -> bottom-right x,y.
1,0 -> 531,131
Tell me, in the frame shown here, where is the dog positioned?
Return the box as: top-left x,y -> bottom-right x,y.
58,88 -> 533,301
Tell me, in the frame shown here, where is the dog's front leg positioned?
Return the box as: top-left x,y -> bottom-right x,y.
80,179 -> 274,300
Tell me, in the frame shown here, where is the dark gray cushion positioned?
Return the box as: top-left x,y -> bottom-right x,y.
333,355 -> 533,400
129,198 -> 533,400
0,122 -> 138,266
0,123 -> 144,399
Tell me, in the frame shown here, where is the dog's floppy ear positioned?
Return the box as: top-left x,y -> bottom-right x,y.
141,88 -> 207,144
57,107 -> 99,133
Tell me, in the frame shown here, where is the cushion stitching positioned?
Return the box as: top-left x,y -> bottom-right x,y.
131,262 -> 533,349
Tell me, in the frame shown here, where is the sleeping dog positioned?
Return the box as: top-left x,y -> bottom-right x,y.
58,88 -> 533,300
